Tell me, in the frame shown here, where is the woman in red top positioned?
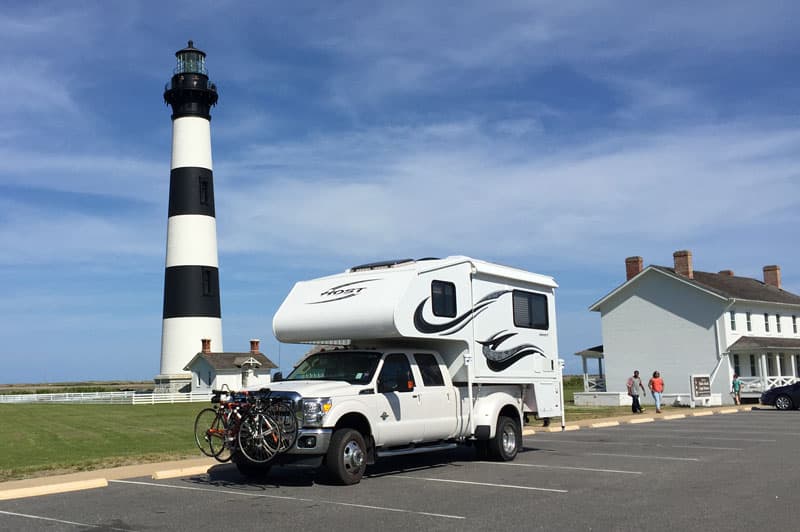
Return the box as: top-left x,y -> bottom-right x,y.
649,371 -> 665,413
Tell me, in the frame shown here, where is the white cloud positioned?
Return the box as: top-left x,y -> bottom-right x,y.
214,119 -> 800,270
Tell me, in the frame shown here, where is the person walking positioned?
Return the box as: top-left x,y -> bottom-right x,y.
649,371 -> 665,413
731,373 -> 742,405
627,370 -> 646,414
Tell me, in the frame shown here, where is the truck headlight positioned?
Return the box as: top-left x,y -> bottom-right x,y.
302,398 -> 332,426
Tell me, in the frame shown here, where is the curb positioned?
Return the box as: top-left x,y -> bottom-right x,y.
541,425 -> 580,432
627,417 -> 654,424
590,421 -> 620,428
0,478 -> 108,501
152,465 -> 212,480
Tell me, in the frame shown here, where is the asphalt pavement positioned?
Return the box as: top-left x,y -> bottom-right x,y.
1,406 -> 797,531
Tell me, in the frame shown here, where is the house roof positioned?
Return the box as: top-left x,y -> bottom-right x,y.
183,352 -> 278,371
575,345 -> 604,358
591,265 -> 800,311
652,267 -> 800,306
727,336 -> 800,352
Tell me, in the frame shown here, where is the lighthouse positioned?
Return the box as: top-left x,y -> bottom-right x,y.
156,41 -> 222,392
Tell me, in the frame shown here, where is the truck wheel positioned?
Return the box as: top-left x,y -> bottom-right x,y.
327,428 -> 367,485
490,416 -> 521,461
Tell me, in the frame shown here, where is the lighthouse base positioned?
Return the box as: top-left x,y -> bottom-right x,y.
153,374 -> 192,393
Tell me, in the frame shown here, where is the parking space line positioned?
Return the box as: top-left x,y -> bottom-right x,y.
479,461 -> 642,475
588,453 -> 699,462
617,427 -> 800,436
529,434 -> 773,445
0,509 -> 134,531
109,480 -> 464,520
671,445 -> 743,451
525,437 -> 746,452
393,476 -> 568,493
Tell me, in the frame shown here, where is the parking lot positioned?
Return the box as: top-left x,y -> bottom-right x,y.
1,409 -> 798,531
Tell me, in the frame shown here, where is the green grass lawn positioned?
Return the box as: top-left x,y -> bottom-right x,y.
0,379 -> 654,481
0,403 -> 203,481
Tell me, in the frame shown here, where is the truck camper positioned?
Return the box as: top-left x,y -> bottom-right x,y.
233,256 -> 564,484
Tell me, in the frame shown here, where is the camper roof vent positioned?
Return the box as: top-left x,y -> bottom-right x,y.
349,258 -> 415,272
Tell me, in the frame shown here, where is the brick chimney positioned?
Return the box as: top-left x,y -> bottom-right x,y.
763,265 -> 781,289
250,339 -> 260,354
625,256 -> 643,281
201,338 -> 211,354
718,270 -> 734,277
673,250 -> 693,279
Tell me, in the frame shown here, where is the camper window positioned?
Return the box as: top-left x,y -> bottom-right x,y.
431,280 -> 456,317
512,290 -> 549,330
414,353 -> 445,386
378,353 -> 415,393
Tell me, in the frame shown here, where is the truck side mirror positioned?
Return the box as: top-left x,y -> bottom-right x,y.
273,371 -> 283,382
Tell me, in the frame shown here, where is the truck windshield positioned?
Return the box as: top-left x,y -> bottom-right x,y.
286,351 -> 382,385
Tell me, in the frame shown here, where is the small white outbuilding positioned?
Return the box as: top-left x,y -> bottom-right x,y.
184,339 -> 277,392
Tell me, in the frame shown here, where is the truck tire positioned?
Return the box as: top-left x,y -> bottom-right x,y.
327,428 -> 367,485
490,416 -> 521,461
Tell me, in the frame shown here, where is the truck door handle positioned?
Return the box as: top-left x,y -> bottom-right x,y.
412,394 -> 419,398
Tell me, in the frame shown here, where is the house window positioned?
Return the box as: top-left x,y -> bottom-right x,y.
512,290 -> 549,330
764,313 -> 770,333
431,281 -> 456,317
746,312 -> 752,332
732,354 -> 740,375
749,355 -> 757,376
776,314 -> 782,333
729,311 -> 736,331
207,372 -> 212,386
793,315 -> 798,334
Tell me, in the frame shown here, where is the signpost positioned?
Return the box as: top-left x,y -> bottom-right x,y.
690,374 -> 712,408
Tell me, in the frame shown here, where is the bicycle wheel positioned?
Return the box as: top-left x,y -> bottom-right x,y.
237,412 -> 281,463
194,408 -> 226,458
267,401 -> 299,452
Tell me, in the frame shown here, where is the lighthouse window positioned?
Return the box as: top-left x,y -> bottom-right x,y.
199,177 -> 209,205
431,280 -> 456,317
202,268 -> 214,296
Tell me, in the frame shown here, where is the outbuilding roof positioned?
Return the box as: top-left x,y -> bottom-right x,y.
184,352 -> 277,371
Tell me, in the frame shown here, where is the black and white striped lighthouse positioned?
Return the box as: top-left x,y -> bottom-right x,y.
156,41 -> 222,391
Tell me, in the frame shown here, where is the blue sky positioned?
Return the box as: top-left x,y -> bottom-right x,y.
2,2 -> 799,383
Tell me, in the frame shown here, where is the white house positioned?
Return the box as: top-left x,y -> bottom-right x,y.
576,250 -> 800,406
184,339 -> 277,392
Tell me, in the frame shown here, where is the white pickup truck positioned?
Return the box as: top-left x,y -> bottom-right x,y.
236,257 -> 564,484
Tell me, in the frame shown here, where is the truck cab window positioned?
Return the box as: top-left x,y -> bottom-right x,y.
414,353 -> 445,386
432,280 -> 456,317
378,354 -> 415,393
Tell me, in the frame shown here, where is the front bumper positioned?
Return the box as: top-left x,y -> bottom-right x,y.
288,428 -> 332,455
